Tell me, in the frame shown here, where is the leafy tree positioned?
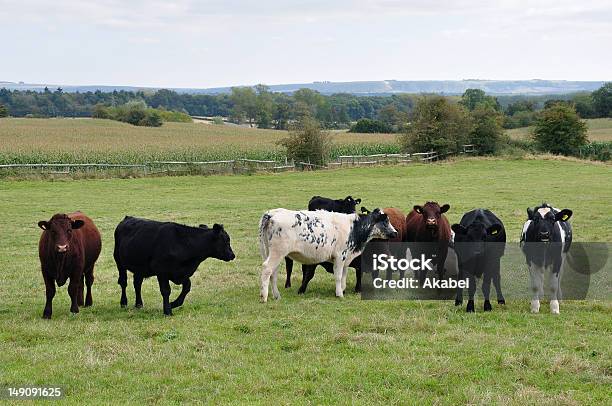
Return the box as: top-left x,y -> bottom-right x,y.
460,89 -> 500,111
349,118 -> 392,133
572,93 -> 596,118
92,103 -> 110,119
505,100 -> 535,116
0,103 -> 8,117
230,87 -> 258,125
139,110 -> 162,127
533,104 -> 587,155
469,104 -> 504,154
377,104 -> 407,129
399,96 -> 472,155
592,82 -> 612,117
279,117 -> 331,167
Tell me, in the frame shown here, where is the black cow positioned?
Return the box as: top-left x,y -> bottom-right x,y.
451,209 -> 506,312
521,203 -> 572,314
114,217 -> 235,315
285,195 -> 362,293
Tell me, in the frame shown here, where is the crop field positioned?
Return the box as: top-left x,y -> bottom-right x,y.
1,159 -> 610,404
506,118 -> 612,141
0,118 -> 399,164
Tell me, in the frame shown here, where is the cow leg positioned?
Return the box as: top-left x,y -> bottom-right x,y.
84,266 -> 94,307
284,257 -> 293,288
271,265 -> 281,300
529,265 -> 544,313
466,274 -> 476,313
298,265 -> 316,294
42,273 -> 56,319
133,274 -> 144,308
171,278 -> 192,309
68,277 -> 80,314
455,266 -> 464,306
482,271 -> 492,312
77,274 -> 85,307
261,256 -> 281,302
157,275 -> 172,316
341,265 -> 349,294
354,265 -> 362,293
118,266 -> 128,308
492,261 -> 505,305
549,259 -> 563,314
333,259 -> 345,298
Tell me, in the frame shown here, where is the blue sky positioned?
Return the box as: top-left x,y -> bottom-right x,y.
1,0 -> 611,87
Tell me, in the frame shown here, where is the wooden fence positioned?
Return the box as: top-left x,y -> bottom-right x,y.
0,146 -> 476,177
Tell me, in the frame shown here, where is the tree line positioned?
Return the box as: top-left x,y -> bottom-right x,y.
1,83 -> 610,130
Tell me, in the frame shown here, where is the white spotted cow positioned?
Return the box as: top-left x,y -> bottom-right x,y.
521,203 -> 573,314
258,208 -> 397,302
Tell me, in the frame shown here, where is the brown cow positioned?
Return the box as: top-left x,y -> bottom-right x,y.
404,202 -> 452,283
367,207 -> 407,280
38,212 -> 101,319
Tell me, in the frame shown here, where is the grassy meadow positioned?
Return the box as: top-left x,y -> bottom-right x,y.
0,118 -> 399,164
0,160 -> 611,404
506,118 -> 612,141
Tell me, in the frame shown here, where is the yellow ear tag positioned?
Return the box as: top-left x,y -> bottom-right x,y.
491,230 -> 498,235
562,215 -> 569,221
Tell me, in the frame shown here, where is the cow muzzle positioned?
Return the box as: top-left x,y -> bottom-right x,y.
539,231 -> 550,242
426,218 -> 437,227
56,244 -> 68,253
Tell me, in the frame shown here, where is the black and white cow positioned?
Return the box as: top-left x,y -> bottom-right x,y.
451,209 -> 506,312
259,208 -> 397,302
284,195 -> 363,293
521,203 -> 573,314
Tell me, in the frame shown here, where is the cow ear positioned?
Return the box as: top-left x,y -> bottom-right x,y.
487,224 -> 502,236
440,204 -> 450,214
361,206 -> 371,214
414,205 -> 423,214
451,224 -> 466,235
38,221 -> 49,230
355,198 -> 361,204
199,224 -> 209,229
213,223 -> 224,232
555,209 -> 572,222
71,220 -> 85,229
527,207 -> 534,220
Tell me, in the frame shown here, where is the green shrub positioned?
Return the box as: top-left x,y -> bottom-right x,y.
469,105 -> 504,154
157,109 -> 192,123
349,118 -> 392,133
212,117 -> 225,125
279,117 -> 331,167
533,104 -> 588,155
0,103 -> 8,118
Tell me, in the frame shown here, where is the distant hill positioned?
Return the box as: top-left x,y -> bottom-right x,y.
1,79 -> 607,95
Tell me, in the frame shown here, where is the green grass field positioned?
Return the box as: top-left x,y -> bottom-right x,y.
0,118 -> 398,164
506,118 -> 612,141
1,160 -> 611,404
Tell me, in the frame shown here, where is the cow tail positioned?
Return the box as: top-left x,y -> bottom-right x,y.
258,213 -> 272,260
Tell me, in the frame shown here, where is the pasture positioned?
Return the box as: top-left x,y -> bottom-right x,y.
0,118 -> 398,165
506,118 -> 612,141
0,159 -> 611,404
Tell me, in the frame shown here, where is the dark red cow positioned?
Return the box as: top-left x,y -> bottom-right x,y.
404,202 -> 452,283
38,212 -> 102,319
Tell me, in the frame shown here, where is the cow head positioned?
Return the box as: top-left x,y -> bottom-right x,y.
452,222 -> 502,256
414,202 -> 450,231
369,209 -> 398,240
38,214 -> 84,254
526,204 -> 572,242
341,196 -> 362,214
209,223 -> 236,262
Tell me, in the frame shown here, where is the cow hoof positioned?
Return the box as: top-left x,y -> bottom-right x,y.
84,302 -> 92,308
455,299 -> 463,306
120,301 -> 128,308
484,301 -> 492,312
354,288 -> 361,294
498,299 -> 506,305
42,313 -> 51,319
135,303 -> 143,309
466,300 -> 475,313
284,282 -> 291,289
297,289 -> 305,295
260,296 -> 267,303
